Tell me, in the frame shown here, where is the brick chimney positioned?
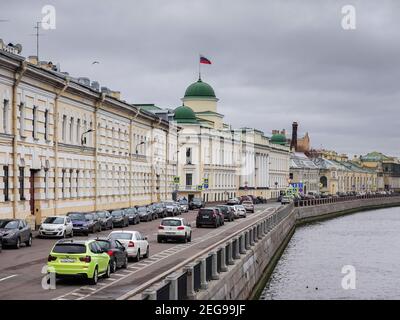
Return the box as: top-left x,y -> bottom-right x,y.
290,121 -> 298,151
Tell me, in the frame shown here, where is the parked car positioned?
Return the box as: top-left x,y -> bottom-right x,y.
178,199 -> 189,212
39,216 -> 73,238
153,203 -> 167,218
256,196 -> 267,204
242,200 -> 255,213
189,197 -> 204,210
157,217 -> 192,243
214,207 -> 225,226
67,212 -> 91,236
229,205 -> 241,219
124,208 -> 140,225
147,204 -> 159,220
96,210 -> 114,230
164,201 -> 179,216
0,219 -> 32,249
0,234 -> 2,252
110,210 -> 129,228
281,196 -> 292,204
108,230 -> 149,262
86,212 -> 102,233
227,197 -> 240,205
47,239 -> 111,285
239,195 -> 252,204
216,205 -> 235,222
137,206 -> 153,222
196,208 -> 220,228
233,205 -> 247,218
95,238 -> 128,273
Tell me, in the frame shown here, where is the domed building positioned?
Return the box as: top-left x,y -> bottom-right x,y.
173,105 -> 199,124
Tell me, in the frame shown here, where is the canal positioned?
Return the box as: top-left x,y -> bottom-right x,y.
261,207 -> 400,299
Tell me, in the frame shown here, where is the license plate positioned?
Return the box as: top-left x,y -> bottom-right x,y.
60,259 -> 75,263
166,232 -> 175,234
202,215 -> 209,218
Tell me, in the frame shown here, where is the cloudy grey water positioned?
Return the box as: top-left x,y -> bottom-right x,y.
261,207 -> 400,299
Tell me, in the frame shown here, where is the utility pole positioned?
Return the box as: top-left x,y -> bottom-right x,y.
31,21 -> 43,61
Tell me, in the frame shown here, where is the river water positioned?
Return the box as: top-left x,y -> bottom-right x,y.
261,207 -> 400,299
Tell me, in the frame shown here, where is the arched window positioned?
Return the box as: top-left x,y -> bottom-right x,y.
320,176 -> 328,188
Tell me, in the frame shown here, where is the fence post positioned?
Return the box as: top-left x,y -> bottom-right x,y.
227,241 -> 235,265
245,230 -> 251,250
142,288 -> 157,300
183,263 -> 196,300
165,272 -> 179,300
219,246 -> 228,272
253,226 -> 259,242
211,251 -> 219,280
199,258 -> 208,290
233,237 -> 240,259
239,233 -> 246,254
258,223 -> 263,239
249,229 -> 254,246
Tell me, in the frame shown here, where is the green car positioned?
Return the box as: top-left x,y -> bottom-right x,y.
47,239 -> 111,285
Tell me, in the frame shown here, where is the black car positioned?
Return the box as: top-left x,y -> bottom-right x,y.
256,196 -> 267,204
95,210 -> 113,230
147,205 -> 158,220
189,198 -> 204,210
196,208 -> 219,228
125,208 -> 140,225
95,238 -> 128,273
153,203 -> 167,218
85,212 -> 102,233
214,207 -> 224,226
137,206 -> 152,222
0,219 -> 32,249
110,210 -> 129,227
216,205 -> 235,222
67,212 -> 90,235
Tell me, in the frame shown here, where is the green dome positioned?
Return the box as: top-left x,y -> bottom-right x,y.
174,105 -> 198,124
184,78 -> 216,98
271,134 -> 287,145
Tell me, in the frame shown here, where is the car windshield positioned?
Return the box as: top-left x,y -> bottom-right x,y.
96,212 -> 106,218
111,211 -> 122,217
243,201 -> 252,205
161,219 -> 182,226
138,207 -> 147,212
199,209 -> 214,215
43,217 -> 65,224
192,198 -> 201,203
96,240 -> 111,250
236,205 -> 245,209
179,199 -> 188,204
85,214 -> 94,221
53,243 -> 86,254
109,233 -> 133,240
68,213 -> 85,220
0,220 -> 19,229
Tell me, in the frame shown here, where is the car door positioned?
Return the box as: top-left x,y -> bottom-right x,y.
66,217 -> 73,234
20,220 -> 28,242
92,242 -> 108,273
136,232 -> 146,254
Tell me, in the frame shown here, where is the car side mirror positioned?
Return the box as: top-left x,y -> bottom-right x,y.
144,236 -> 148,240
19,226 -> 23,230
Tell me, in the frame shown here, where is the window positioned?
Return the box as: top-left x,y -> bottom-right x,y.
19,167 -> 25,200
3,99 -> 9,133
32,106 -> 38,139
76,119 -> 80,144
44,169 -> 49,199
76,170 -> 79,197
185,173 -> 192,186
62,115 -> 67,142
62,169 -> 66,198
3,166 -> 9,201
19,102 -> 25,137
69,118 -> 74,143
44,109 -> 49,140
186,148 -> 192,164
69,169 -> 73,196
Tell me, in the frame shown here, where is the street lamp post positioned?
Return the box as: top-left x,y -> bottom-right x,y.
81,129 -> 94,146
135,141 -> 145,157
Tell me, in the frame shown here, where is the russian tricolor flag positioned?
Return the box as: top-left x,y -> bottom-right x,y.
200,55 -> 212,64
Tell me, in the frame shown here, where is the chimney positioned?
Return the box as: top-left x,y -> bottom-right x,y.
110,91 -> 121,100
27,55 -> 38,65
290,121 -> 298,151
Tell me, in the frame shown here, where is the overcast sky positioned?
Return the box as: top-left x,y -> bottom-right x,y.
1,0 -> 399,156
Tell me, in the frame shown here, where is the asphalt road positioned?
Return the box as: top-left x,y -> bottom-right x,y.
0,202 -> 281,300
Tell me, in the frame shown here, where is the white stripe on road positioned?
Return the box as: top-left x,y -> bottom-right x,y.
0,275 -> 18,282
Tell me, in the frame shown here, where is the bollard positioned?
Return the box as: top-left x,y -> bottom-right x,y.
253,226 -> 258,242
257,224 -> 263,239
239,233 -> 246,254
199,258 -> 208,290
183,263 -> 196,300
227,241 -> 234,265
142,288 -> 157,300
165,272 -> 180,300
219,246 -> 228,272
233,237 -> 240,259
249,229 -> 255,246
245,230 -> 251,250
210,251 -> 219,280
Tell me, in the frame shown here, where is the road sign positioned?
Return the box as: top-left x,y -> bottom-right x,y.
203,184 -> 209,189
197,185 -> 203,191
173,176 -> 180,184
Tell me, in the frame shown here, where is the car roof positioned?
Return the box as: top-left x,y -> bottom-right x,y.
55,239 -> 94,245
162,217 -> 184,221
109,230 -> 136,234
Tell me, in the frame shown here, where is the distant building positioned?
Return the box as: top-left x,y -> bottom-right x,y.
289,152 -> 320,194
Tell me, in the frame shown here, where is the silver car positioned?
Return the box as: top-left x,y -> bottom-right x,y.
234,205 -> 247,218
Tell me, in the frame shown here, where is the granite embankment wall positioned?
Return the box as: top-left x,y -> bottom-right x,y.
196,196 -> 400,300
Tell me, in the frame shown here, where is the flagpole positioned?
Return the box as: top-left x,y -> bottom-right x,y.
198,54 -> 201,80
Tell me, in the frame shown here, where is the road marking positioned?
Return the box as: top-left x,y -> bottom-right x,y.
0,274 -> 18,282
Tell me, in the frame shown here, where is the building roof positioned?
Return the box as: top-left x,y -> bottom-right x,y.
173,105 -> 199,124
184,78 -> 216,98
271,133 -> 287,145
290,153 -> 319,170
360,151 -> 391,162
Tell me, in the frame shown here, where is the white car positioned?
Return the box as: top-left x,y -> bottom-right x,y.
234,205 -> 247,218
281,196 -> 292,204
39,216 -> 73,238
157,217 -> 192,243
108,230 -> 149,261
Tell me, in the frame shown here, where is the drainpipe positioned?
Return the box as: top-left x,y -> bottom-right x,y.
12,61 -> 28,219
54,78 -> 70,216
94,93 -> 106,211
129,107 -> 140,207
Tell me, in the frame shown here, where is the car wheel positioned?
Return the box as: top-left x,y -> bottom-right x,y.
196,224 -> 201,228
26,235 -> 32,247
104,263 -> 111,278
214,222 -> 218,228
144,246 -> 149,258
188,233 -> 192,242
110,259 -> 117,273
183,234 -> 188,243
89,267 -> 98,285
62,231 -> 66,239
14,237 -> 21,249
70,230 -> 74,238
157,236 -> 162,243
134,250 -> 140,262
122,255 -> 128,269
